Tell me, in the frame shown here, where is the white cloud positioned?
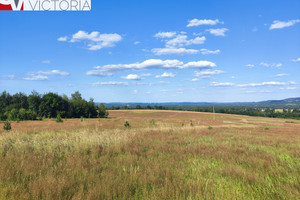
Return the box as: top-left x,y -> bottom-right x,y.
194,70 -> 224,78
187,19 -> 223,27
134,41 -> 140,45
237,81 -> 288,87
154,32 -> 177,38
210,82 -> 235,87
24,75 -> 49,81
151,48 -> 219,56
206,28 -> 229,36
259,62 -> 282,68
24,70 -> 69,81
92,82 -> 129,86
122,74 -> 141,80
191,78 -> 199,82
58,36 -> 68,41
269,19 -> 300,30
156,72 -> 176,78
246,64 -> 255,68
292,58 -> 300,62
87,59 -> 216,77
62,30 -> 122,50
166,35 -> 206,47
200,49 -> 220,55
151,47 -> 199,55
275,74 -> 288,77
39,70 -> 69,76
286,87 -> 297,90
182,61 -> 216,69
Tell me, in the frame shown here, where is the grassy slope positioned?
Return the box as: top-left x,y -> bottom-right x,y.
0,110 -> 299,199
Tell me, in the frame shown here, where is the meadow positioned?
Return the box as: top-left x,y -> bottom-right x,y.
0,110 -> 299,199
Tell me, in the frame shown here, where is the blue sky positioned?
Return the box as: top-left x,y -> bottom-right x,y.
0,0 -> 300,102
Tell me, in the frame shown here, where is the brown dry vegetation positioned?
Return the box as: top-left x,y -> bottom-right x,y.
0,110 -> 299,199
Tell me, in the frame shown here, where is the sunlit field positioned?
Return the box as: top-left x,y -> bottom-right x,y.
0,110 -> 299,199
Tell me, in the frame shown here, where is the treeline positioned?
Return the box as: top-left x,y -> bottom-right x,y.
0,91 -> 108,121
110,105 -> 300,120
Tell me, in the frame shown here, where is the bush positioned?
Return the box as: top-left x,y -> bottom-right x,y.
3,121 -> 11,131
80,116 -> 84,122
56,114 -> 63,123
265,127 -> 270,130
190,120 -> 194,127
208,126 -> 213,130
150,119 -> 156,126
124,121 -> 130,128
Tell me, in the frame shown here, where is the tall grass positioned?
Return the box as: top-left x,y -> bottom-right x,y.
0,118 -> 299,199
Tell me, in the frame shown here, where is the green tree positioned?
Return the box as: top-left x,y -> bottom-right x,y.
28,91 -> 41,115
98,104 -> 109,118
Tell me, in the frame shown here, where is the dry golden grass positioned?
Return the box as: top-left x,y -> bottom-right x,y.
0,110 -> 299,199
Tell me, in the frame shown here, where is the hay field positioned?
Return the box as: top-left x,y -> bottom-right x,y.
0,110 -> 299,199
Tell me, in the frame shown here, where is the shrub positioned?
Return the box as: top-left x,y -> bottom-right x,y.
150,119 -> 156,126
56,114 -> 63,123
265,127 -> 270,130
190,120 -> 194,127
181,123 -> 184,127
124,121 -> 130,128
3,121 -> 11,131
208,126 -> 213,130
80,116 -> 84,122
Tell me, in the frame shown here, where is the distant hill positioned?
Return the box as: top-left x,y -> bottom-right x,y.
99,97 -> 300,108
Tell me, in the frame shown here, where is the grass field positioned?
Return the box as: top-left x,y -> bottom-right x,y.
0,110 -> 299,199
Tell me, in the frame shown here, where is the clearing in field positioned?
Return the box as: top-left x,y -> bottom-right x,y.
0,110 -> 299,199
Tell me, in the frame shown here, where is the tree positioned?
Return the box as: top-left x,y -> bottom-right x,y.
98,104 -> 109,118
39,93 -> 68,118
28,91 -> 41,115
3,121 -> 11,131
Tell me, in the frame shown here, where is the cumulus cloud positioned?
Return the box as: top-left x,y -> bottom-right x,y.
210,82 -> 235,87
24,70 -> 69,81
292,58 -> 300,62
154,32 -> 177,38
156,72 -> 176,78
200,49 -> 221,55
194,70 -> 224,78
269,19 -> 300,30
259,62 -> 282,68
166,35 -> 206,47
151,47 -> 199,55
58,36 -> 68,41
86,59 -> 216,77
24,75 -> 49,81
246,64 -> 255,68
151,48 -> 220,55
206,28 -> 229,36
122,74 -> 141,80
59,30 -> 122,50
92,82 -> 128,86
275,74 -> 288,77
237,81 -> 289,87
187,19 -> 223,27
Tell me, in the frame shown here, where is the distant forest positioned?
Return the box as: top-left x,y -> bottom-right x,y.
0,91 -> 108,121
109,105 -> 300,120
1,91 -> 300,121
